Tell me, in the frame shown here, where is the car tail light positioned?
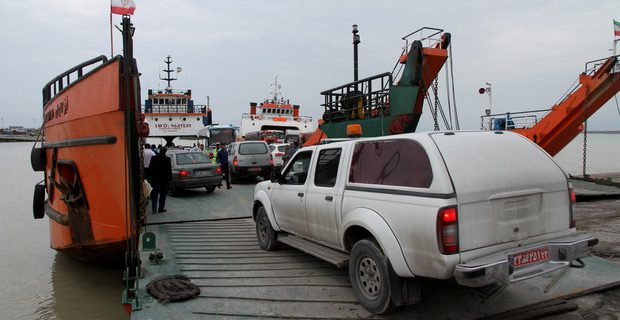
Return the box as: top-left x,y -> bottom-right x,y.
179,171 -> 190,177
269,154 -> 274,166
275,152 -> 285,157
437,206 -> 458,254
568,183 -> 576,228
233,156 -> 238,166
216,167 -> 222,174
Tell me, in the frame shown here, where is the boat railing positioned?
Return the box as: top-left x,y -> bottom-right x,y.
241,113 -> 313,122
42,55 -> 110,106
143,104 -> 207,114
320,72 -> 392,122
391,27 -> 445,88
149,88 -> 192,96
480,109 -> 551,130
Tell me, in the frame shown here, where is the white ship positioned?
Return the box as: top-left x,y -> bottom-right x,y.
239,77 -> 314,140
144,56 -> 211,146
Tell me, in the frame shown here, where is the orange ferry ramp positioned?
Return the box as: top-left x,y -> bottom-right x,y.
130,183 -> 620,319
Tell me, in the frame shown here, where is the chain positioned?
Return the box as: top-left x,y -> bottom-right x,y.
582,120 -> 588,177
433,77 -> 440,131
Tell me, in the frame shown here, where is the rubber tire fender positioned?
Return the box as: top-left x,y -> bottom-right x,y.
31,147 -> 46,172
33,183 -> 46,219
349,238 -> 392,314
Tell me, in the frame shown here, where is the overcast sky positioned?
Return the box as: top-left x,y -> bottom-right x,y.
1,0 -> 619,131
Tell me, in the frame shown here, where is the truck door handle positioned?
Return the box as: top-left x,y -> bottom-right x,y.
325,196 -> 333,201
297,192 -> 304,197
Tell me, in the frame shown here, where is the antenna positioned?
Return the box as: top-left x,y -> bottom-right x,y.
160,55 -> 177,91
269,76 -> 282,102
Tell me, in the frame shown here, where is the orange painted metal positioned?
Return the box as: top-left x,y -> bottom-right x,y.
43,59 -> 134,262
514,57 -> 620,156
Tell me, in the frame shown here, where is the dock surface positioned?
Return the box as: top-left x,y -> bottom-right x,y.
131,180 -> 620,319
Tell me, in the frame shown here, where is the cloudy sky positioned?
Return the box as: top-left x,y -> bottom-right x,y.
1,0 -> 619,131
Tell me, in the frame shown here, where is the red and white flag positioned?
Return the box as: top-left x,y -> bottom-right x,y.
111,0 -> 136,15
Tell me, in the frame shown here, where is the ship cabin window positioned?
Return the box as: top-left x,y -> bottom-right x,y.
182,98 -> 187,105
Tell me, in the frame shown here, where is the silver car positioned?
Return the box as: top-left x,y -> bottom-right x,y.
168,150 -> 223,194
227,141 -> 273,180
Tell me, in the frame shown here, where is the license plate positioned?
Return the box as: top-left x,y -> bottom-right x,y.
248,167 -> 262,172
510,247 -> 550,267
195,170 -> 210,176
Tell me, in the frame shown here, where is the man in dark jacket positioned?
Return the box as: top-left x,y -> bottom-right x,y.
148,147 -> 172,213
216,143 -> 231,189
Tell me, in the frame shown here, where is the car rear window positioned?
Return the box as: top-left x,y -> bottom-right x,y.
277,145 -> 288,152
239,142 -> 268,155
349,139 -> 433,188
175,152 -> 210,165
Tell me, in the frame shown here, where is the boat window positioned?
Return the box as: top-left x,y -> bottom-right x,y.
239,142 -> 268,155
315,148 -> 342,187
175,152 -> 210,165
349,139 -> 433,188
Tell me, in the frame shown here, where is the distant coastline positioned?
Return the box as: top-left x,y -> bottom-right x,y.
0,135 -> 37,142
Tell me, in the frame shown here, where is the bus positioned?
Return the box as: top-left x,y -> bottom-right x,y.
198,124 -> 238,149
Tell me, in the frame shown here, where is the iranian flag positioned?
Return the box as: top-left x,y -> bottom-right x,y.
111,0 -> 136,15
615,20 -> 620,37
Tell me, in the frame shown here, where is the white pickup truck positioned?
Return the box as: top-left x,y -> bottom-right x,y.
252,131 -> 598,314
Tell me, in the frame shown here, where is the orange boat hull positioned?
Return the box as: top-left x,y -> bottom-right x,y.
42,58 -> 138,264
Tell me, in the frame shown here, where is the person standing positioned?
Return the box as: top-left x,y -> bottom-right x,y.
143,143 -> 155,182
148,146 -> 172,213
216,143 -> 231,189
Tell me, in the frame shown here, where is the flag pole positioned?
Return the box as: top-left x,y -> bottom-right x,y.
110,11 -> 114,57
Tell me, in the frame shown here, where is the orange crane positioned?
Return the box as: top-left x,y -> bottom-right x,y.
485,56 -> 620,156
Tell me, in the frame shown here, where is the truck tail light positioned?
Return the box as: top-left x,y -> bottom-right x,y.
437,206 -> 459,254
233,156 -> 238,166
568,183 -> 576,228
179,171 -> 190,178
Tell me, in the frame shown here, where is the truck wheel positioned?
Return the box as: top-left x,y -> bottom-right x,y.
255,207 -> 278,251
349,239 -> 392,314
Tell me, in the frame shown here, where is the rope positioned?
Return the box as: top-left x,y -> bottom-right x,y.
448,44 -> 460,130
146,275 -> 200,304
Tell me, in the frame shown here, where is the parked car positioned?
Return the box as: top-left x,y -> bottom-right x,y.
269,143 -> 289,172
252,131 -> 598,314
227,141 -> 273,180
168,150 -> 222,194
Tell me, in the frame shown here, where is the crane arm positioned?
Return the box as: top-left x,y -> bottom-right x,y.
513,56 -> 620,156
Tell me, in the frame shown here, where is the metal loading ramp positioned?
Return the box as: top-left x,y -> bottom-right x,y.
133,218 -> 620,320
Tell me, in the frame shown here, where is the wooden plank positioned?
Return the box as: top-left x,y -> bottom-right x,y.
197,285 -> 358,303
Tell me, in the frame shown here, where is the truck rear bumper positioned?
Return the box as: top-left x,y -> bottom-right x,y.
454,234 -> 598,287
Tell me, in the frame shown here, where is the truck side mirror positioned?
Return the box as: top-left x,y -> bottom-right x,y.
271,170 -> 282,183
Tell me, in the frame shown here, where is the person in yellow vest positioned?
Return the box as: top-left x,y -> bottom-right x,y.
211,142 -> 220,164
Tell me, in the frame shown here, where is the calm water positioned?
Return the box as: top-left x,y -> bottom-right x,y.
0,134 -> 617,319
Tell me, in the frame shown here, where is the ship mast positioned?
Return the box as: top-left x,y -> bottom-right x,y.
161,55 -> 177,92
269,76 -> 282,103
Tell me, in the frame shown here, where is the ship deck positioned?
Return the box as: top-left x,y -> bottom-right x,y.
131,180 -> 620,319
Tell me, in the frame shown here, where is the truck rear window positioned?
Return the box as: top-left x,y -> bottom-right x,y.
349,139 -> 433,188
239,142 -> 268,155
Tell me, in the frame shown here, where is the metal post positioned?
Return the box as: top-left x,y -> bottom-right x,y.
352,25 -> 360,82
485,82 -> 492,129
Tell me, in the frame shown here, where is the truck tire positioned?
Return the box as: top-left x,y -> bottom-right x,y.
255,207 -> 278,251
349,239 -> 392,314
